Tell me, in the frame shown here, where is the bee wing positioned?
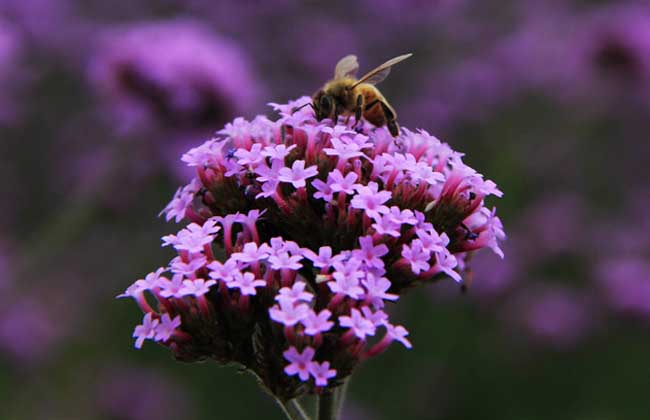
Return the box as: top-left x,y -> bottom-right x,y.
334,54 -> 360,79
352,53 -> 413,87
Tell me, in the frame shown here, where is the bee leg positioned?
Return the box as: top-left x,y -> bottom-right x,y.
364,99 -> 381,111
353,94 -> 363,127
379,101 -> 400,137
291,102 -> 315,114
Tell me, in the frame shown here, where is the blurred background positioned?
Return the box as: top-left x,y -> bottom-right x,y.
1,0 -> 649,419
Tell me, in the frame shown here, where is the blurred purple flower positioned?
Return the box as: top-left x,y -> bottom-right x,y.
88,20 -> 263,133
519,193 -> 586,257
96,367 -> 192,420
597,258 -> 650,320
406,3 -> 650,130
467,240 -> 520,299
0,298 -> 64,365
575,5 -> 650,95
507,286 -> 596,350
0,0 -> 73,47
0,19 -> 23,123
289,19 -> 362,82
359,0 -> 467,26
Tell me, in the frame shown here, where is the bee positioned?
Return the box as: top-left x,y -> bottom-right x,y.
295,53 -> 412,137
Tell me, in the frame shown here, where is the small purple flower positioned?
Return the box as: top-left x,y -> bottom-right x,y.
133,313 -> 159,349
228,272 -> 266,296
276,282 -> 314,305
329,272 -> 365,300
231,242 -> 271,264
353,236 -> 389,269
350,182 -> 392,219
118,268 -> 167,297
278,160 -> 319,189
308,360 -> 337,386
180,278 -> 216,297
160,183 -> 197,223
339,308 -> 376,340
415,226 -> 445,254
323,137 -> 366,164
302,246 -> 333,270
256,178 -> 280,199
371,214 -> 402,237
321,125 -> 356,139
181,140 -> 224,168
301,309 -> 334,335
223,158 -> 244,177
262,144 -> 296,161
170,255 -> 207,277
312,178 -> 334,201
283,346 -> 315,382
362,273 -> 398,307
329,170 -> 359,195
387,207 -> 417,226
197,218 -> 222,236
268,252 -> 303,270
162,224 -> 215,254
235,143 -> 265,167
207,258 -> 240,283
360,307 -> 388,327
432,248 -> 461,282
269,237 -> 301,255
158,274 -> 186,298
154,314 -> 182,342
270,300 -> 310,326
116,282 -> 146,301
410,162 -> 445,186
401,240 -> 431,274
385,324 -> 412,349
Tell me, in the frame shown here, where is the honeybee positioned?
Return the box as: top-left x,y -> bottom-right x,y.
296,53 -> 412,137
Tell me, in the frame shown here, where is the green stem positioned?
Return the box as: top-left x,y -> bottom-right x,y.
317,393 -> 335,420
275,397 -> 310,420
333,378 -> 350,419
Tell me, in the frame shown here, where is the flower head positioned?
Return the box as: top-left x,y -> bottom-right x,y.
119,97 -> 505,401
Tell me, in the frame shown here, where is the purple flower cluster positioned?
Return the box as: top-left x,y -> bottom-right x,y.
405,3 -> 650,131
88,20 -> 262,132
120,97 -> 504,399
0,19 -> 23,123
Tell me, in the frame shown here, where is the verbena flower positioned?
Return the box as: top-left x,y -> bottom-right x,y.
89,20 -> 262,132
0,19 -> 24,124
119,97 -> 505,401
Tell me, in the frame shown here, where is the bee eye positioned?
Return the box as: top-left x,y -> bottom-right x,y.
320,95 -> 331,110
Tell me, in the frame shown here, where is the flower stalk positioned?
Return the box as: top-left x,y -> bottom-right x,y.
276,398 -> 310,420
317,393 -> 335,420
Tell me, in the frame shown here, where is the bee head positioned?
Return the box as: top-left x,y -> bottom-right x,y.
312,90 -> 333,121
